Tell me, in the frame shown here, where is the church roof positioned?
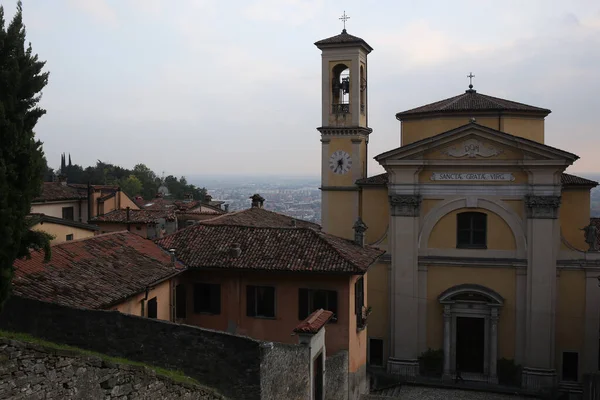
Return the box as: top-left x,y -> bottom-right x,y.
314,29 -> 373,53
395,89 -> 551,120
356,172 -> 597,188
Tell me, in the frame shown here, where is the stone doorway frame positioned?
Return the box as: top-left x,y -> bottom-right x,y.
438,284 -> 504,383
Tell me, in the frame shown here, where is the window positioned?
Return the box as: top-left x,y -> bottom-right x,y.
62,206 -> 74,221
193,283 -> 221,314
355,277 -> 365,328
147,297 -> 157,319
247,285 -> 276,318
298,289 -> 338,322
562,352 -> 578,381
66,234 -> 74,241
369,338 -> 384,366
457,212 -> 487,249
175,284 -> 186,319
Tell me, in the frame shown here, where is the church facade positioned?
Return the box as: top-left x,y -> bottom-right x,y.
315,29 -> 600,391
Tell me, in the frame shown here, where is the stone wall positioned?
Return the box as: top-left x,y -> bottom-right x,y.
0,338 -> 224,400
326,350 -> 349,400
259,342 -> 310,400
0,296 -> 309,400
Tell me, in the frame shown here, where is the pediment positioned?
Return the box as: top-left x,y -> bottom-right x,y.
375,123 -> 578,165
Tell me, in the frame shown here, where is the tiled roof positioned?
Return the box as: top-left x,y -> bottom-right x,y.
33,183 -> 86,202
356,172 -> 596,188
314,29 -> 373,52
356,173 -> 389,186
294,309 -> 334,334
561,173 -> 598,187
28,214 -> 99,231
156,224 -> 384,275
13,232 -> 182,309
200,207 -> 320,230
33,182 -> 120,203
140,197 -> 179,210
395,89 -> 551,119
90,209 -> 177,224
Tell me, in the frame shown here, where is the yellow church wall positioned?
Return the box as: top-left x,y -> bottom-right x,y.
402,117 -> 500,146
501,117 -> 544,143
324,190 -> 357,240
427,208 -> 516,250
401,116 -> 545,146
426,266 -> 516,359
361,187 -> 388,246
503,200 -> 525,220
366,261 -> 389,357
560,189 -> 591,251
422,138 -> 524,161
33,222 -> 96,245
327,137 -> 355,187
555,270 -> 585,375
418,167 -> 528,184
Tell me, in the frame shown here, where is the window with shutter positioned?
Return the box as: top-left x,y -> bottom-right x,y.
298,288 -> 338,322
247,285 -> 276,318
193,283 -> 221,314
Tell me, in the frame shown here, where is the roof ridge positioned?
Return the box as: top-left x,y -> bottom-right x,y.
51,230 -> 128,247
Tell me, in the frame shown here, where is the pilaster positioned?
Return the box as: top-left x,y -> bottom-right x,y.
388,194 -> 421,378
523,195 -> 560,390
442,305 -> 452,379
583,269 -> 600,374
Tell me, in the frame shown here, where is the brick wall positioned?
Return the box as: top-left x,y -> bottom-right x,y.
0,296 -> 309,400
0,338 -> 224,400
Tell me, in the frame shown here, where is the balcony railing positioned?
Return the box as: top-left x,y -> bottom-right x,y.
332,103 -> 350,114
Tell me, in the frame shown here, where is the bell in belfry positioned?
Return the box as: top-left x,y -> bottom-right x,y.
341,77 -> 350,94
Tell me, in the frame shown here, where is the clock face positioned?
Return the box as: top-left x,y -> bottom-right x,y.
329,150 -> 352,175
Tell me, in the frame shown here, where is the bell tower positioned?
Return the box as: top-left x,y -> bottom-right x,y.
315,26 -> 373,238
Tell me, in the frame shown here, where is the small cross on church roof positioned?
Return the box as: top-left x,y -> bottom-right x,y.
339,11 -> 350,32
467,72 -> 475,90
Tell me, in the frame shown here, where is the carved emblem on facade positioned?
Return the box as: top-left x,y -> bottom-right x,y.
389,195 -> 422,217
441,139 -> 503,158
524,195 -> 561,219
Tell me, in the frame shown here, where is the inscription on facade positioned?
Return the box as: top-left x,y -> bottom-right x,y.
430,172 -> 515,182
441,139 -> 503,158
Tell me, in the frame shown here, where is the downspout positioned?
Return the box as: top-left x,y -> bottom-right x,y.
141,286 -> 149,317
169,249 -> 176,322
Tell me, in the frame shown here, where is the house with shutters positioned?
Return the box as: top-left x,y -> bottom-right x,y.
155,194 -> 384,400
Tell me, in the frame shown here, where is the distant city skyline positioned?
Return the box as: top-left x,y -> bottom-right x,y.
4,0 -> 600,176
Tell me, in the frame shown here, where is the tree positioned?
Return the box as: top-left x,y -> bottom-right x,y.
119,174 -> 143,197
0,1 -> 51,309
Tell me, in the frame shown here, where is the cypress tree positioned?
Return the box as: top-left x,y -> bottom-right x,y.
68,153 -> 71,167
0,1 -> 52,310
60,152 -> 65,172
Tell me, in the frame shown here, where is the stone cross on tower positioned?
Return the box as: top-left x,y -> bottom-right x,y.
339,11 -> 350,31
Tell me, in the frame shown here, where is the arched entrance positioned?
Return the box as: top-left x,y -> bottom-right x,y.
438,284 -> 504,383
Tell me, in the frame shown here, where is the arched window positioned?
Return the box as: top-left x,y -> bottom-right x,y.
332,64 -> 350,114
457,212 -> 487,249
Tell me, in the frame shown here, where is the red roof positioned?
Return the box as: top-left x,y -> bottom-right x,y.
13,232 -> 182,309
294,309 -> 334,334
91,209 -> 177,223
156,223 -> 383,274
140,198 -> 225,215
201,207 -> 320,230
33,182 -> 120,202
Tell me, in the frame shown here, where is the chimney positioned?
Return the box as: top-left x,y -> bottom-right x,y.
204,194 -> 213,203
169,248 -> 176,266
58,174 -> 68,186
290,219 -> 296,227
224,204 -> 230,213
229,243 -> 242,258
353,217 -> 368,247
250,194 -> 265,209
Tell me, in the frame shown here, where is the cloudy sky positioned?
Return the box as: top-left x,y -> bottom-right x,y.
3,0 -> 600,177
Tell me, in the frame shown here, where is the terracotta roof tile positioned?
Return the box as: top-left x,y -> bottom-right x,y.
356,172 -> 597,188
156,224 -> 383,274
13,232 -> 182,309
200,207 -> 319,230
140,198 -> 225,214
294,309 -> 334,334
561,173 -> 598,187
396,90 -> 550,119
314,29 -> 373,52
33,182 -> 120,203
90,209 -> 177,224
